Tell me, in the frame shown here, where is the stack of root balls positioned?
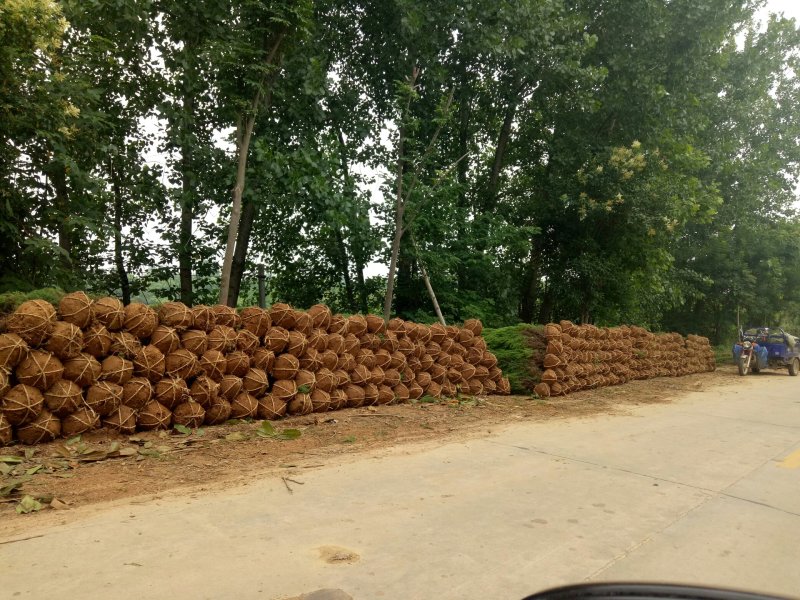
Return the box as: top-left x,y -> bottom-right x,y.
0,295 -> 509,445
533,321 -> 715,398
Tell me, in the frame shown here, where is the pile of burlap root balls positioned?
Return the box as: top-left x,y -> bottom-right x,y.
0,294 -> 510,445
532,321 -> 715,398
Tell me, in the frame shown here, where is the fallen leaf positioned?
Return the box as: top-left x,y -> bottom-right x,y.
0,477 -> 30,497
118,447 -> 137,457
173,424 -> 191,435
16,495 -> 43,514
225,432 -> 247,442
24,448 -> 35,460
50,498 -> 69,510
65,435 -> 82,446
25,465 -> 43,475
0,456 -> 23,464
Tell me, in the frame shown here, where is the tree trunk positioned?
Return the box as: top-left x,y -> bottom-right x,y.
111,161 -> 131,304
220,115 -> 256,307
355,262 -> 368,314
177,35 -> 198,307
50,164 -> 72,272
220,34 -> 284,307
333,229 -> 356,311
227,198 -> 257,307
483,97 -> 518,212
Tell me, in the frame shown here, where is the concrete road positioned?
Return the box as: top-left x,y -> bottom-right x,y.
2,373 -> 800,600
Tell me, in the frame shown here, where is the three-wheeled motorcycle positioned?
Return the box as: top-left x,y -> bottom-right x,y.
732,327 -> 800,376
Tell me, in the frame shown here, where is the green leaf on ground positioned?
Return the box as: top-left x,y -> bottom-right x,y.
16,495 -> 43,514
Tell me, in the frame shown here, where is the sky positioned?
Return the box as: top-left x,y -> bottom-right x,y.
764,0 -> 800,20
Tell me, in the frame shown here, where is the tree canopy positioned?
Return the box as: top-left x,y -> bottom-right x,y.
2,0 -> 799,343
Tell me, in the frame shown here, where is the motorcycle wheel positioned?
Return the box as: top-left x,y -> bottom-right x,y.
789,358 -> 799,376
738,356 -> 750,376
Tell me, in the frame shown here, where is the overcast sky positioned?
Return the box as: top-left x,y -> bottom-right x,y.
764,0 -> 800,20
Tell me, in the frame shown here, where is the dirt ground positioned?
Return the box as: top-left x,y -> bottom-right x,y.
0,367 -> 738,529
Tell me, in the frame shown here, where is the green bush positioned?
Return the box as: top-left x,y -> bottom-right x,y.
484,324 -> 545,394
0,287 -> 66,314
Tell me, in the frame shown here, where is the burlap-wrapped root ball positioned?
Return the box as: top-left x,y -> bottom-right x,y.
199,350 -> 227,382
109,332 -> 142,360
272,379 -> 297,403
251,348 -> 275,372
0,370 -> 8,398
204,398 -> 232,425
230,392 -> 258,419
208,325 -> 237,354
83,323 -> 113,358
269,303 -> 295,329
63,353 -> 102,387
257,394 -> 287,420
8,300 -> 56,346
307,329 -> 327,352
180,329 -> 208,357
0,414 -> 13,445
122,377 -> 152,410
292,311 -> 312,336
85,381 -> 123,416
273,354 -> 299,380
219,375 -> 243,401
133,345 -> 166,382
158,301 -> 193,330
363,383 -> 379,406
189,376 -> 218,408
124,303 -> 158,339
104,405 -> 137,435
44,379 -> 82,417
236,329 -> 260,355
376,384 -> 394,405
210,305 -> 240,329
16,350 -> 64,391
329,389 -> 348,411
173,401 -> 206,428
308,304 -> 332,330
299,348 -> 322,372
150,325 -> 181,355
264,325 -> 289,354
242,368 -> 269,396
309,389 -> 331,412
0,333 -> 28,370
165,349 -> 198,380
2,384 -> 43,425
92,297 -> 125,331
137,400 -> 172,430
58,291 -> 92,328
286,331 -> 308,358
534,383 -> 551,398
225,351 -> 251,377
343,383 -> 365,408
295,369 -> 315,394
328,313 -> 348,335
45,321 -> 83,360
190,305 -> 216,332
100,355 -> 134,385
287,393 -> 313,416
17,410 -> 61,444
240,307 -> 271,337
154,377 -> 190,410
62,407 -> 100,437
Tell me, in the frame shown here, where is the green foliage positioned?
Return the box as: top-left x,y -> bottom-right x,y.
1,0 -> 798,344
0,287 -> 65,314
483,324 -> 542,394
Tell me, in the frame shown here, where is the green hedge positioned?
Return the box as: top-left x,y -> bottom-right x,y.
484,324 -> 546,394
